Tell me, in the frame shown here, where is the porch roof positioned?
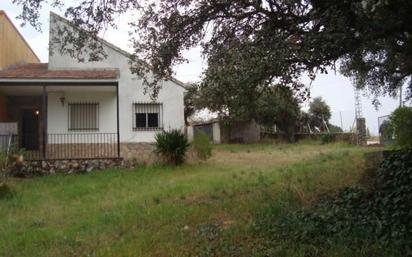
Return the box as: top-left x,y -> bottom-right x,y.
0,63 -> 119,80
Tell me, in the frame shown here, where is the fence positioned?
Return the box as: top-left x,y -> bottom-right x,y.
0,133 -> 119,160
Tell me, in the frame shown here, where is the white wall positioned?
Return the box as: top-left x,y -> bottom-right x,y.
48,14 -> 185,143
47,90 -> 117,144
212,122 -> 221,144
47,91 -> 117,134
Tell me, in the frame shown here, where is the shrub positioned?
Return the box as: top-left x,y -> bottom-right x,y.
0,151 -> 12,199
192,131 -> 212,160
261,149 -> 412,254
320,133 -> 335,144
0,151 -> 7,183
154,129 -> 190,165
389,106 -> 412,148
0,182 -> 13,199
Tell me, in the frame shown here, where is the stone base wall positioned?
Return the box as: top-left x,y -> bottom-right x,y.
5,143 -> 160,177
120,142 -> 157,163
8,158 -> 128,177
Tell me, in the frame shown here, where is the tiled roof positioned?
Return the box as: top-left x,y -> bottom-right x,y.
0,63 -> 118,80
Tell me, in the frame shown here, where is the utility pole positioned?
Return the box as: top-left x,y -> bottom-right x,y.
340,111 -> 343,131
354,89 -> 363,119
354,87 -> 366,145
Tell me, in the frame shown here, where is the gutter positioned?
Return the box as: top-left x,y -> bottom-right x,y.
0,78 -> 119,85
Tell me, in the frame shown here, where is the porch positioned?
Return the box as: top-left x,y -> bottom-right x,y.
0,82 -> 120,160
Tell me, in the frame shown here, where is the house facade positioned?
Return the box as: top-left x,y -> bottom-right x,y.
0,12 -> 186,161
0,10 -> 40,69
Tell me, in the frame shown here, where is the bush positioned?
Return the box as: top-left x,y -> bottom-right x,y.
329,124 -> 343,133
262,149 -> 412,254
0,151 -> 7,185
192,131 -> 212,160
389,106 -> 412,148
0,182 -> 13,199
320,133 -> 335,144
154,129 -> 190,165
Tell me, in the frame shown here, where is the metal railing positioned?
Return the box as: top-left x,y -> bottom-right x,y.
0,133 -> 119,160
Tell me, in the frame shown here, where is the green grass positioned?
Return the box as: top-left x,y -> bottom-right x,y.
0,141 -> 384,257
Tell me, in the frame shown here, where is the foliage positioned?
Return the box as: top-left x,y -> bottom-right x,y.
184,84 -> 200,126
320,133 -> 336,144
196,79 -> 300,141
262,149 -> 412,255
0,151 -> 7,180
0,182 -> 13,199
0,151 -> 9,199
13,0 -> 412,101
192,131 -> 212,160
389,106 -> 412,148
309,97 -> 332,132
296,110 -> 312,133
329,124 -> 343,133
379,119 -> 394,142
0,142 -> 374,256
256,87 -> 300,142
154,129 -> 190,165
0,145 -> 23,199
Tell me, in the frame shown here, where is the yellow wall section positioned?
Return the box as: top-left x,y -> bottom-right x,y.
0,11 -> 40,69
0,94 -> 8,121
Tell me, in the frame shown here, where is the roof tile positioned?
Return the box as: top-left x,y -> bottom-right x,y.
0,63 -> 118,80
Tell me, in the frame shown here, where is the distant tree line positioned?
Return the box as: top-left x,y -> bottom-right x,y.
185,85 -> 342,142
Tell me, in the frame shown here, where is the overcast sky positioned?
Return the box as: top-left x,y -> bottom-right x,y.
2,2 -> 409,135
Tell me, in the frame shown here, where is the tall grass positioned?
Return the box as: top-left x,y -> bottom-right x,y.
0,142 -> 382,257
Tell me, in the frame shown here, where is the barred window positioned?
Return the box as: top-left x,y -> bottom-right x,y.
133,103 -> 163,130
68,102 -> 99,131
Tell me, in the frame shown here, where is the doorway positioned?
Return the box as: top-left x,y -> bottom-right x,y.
21,109 -> 40,150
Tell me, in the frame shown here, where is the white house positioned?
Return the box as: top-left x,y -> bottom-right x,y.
0,12 -> 186,161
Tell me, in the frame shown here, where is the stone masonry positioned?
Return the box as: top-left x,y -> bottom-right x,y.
120,142 -> 157,163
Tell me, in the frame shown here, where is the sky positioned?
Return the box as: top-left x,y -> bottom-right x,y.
1,2 -> 408,135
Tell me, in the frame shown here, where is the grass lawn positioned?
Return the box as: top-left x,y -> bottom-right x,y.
0,141 -> 384,257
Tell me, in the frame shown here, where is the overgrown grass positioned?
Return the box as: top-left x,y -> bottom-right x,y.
0,141 -> 385,257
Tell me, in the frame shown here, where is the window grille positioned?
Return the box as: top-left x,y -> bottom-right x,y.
68,102 -> 99,131
133,103 -> 163,130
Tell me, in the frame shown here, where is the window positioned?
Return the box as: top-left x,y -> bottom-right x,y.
68,102 -> 99,131
133,103 -> 163,130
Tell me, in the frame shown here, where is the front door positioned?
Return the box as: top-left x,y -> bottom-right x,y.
21,109 -> 39,150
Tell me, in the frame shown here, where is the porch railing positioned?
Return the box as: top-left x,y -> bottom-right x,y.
0,133 -> 119,160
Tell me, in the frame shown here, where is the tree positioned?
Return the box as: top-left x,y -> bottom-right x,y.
13,0 -> 412,100
329,124 -> 343,133
256,87 -> 300,142
308,97 -> 331,132
296,111 -> 313,133
183,84 -> 199,126
389,106 -> 412,148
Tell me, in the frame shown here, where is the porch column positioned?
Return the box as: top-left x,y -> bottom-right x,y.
42,85 -> 47,159
116,83 -> 120,158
